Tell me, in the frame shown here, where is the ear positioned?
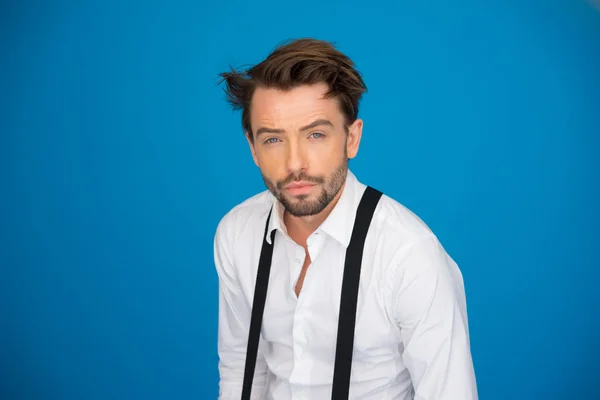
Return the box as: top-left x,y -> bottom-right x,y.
245,131 -> 259,167
346,118 -> 363,159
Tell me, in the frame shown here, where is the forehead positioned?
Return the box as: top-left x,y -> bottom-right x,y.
250,83 -> 343,129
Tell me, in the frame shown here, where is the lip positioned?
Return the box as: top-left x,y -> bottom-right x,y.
286,181 -> 315,189
285,181 -> 316,195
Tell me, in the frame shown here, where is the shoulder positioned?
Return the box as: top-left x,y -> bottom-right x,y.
213,190 -> 275,296
369,188 -> 437,248
369,188 -> 463,287
366,185 -> 456,272
214,189 -> 274,245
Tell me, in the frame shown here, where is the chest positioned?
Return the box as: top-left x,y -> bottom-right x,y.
257,236 -> 402,362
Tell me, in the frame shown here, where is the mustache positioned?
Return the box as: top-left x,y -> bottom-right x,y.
276,172 -> 325,189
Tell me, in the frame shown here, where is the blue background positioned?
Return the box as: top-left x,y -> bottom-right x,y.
2,0 -> 599,398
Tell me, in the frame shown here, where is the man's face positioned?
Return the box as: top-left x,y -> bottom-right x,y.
247,83 -> 362,217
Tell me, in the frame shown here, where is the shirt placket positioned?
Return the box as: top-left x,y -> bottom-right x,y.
288,233 -> 324,399
287,240 -> 307,399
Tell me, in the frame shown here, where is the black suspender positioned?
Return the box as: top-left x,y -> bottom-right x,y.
331,186 -> 382,399
241,210 -> 276,400
241,186 -> 383,400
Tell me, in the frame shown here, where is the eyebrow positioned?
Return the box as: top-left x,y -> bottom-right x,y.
255,119 -> 334,137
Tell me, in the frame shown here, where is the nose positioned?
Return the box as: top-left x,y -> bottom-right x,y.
285,139 -> 308,175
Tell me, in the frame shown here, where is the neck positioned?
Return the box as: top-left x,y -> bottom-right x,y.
283,181 -> 346,247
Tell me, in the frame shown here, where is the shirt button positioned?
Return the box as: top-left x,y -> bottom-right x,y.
295,258 -> 301,264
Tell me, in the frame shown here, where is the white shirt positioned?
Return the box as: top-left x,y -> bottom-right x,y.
214,170 -> 478,400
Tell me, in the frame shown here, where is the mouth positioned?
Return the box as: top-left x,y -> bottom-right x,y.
285,182 -> 317,196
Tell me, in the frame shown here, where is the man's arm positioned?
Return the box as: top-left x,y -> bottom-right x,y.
214,217 -> 268,399
389,235 -> 478,400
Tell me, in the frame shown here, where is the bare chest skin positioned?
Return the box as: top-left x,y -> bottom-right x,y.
294,250 -> 312,297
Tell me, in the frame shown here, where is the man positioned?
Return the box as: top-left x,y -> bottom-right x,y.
214,38 -> 478,399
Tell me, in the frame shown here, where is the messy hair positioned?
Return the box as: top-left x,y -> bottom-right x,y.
218,38 -> 367,142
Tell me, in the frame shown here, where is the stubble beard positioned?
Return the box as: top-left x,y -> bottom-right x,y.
261,157 -> 348,218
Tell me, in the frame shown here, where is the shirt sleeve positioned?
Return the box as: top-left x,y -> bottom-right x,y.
214,216 -> 268,400
388,235 -> 478,400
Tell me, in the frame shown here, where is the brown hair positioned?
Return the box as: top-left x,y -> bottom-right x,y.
218,38 -> 367,142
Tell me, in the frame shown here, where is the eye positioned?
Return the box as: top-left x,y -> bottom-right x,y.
309,132 -> 325,139
264,137 -> 281,145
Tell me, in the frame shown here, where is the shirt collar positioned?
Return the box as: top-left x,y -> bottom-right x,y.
265,169 -> 364,248
265,194 -> 288,244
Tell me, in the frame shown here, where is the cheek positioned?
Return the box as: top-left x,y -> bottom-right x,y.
309,142 -> 344,163
256,150 -> 285,175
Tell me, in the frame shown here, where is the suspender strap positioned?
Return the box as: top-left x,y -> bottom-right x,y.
331,186 -> 383,399
241,207 -> 275,400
